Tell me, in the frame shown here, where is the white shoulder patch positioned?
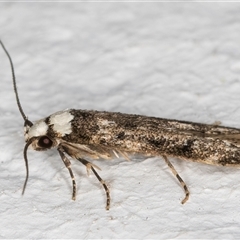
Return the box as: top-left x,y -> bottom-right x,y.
50,110 -> 74,136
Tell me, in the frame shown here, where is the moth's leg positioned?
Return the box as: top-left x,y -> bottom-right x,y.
163,155 -> 189,204
58,146 -> 77,201
77,158 -> 110,210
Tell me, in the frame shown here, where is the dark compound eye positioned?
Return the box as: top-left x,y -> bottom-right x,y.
38,136 -> 53,149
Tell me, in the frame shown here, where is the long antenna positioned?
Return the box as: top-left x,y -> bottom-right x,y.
1,39 -> 33,195
0,40 -> 32,126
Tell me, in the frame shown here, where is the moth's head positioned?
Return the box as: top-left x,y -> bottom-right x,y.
24,119 -> 57,151
24,110 -> 74,151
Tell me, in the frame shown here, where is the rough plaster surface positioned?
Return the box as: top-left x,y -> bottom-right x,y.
1,2 -> 240,239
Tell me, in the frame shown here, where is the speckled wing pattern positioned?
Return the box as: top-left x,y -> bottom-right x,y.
58,109 -> 240,167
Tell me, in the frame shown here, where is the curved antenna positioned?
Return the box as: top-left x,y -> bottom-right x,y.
0,40 -> 32,126
22,137 -> 36,195
1,40 -> 34,195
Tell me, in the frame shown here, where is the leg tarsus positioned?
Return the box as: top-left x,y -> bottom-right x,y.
77,158 -> 110,210
58,146 -> 77,201
163,155 -> 190,204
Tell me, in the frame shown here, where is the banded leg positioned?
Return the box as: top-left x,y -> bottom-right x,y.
77,158 -> 111,210
58,146 -> 77,200
163,155 -> 189,204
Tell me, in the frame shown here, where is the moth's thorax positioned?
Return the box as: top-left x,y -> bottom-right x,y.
24,110 -> 75,149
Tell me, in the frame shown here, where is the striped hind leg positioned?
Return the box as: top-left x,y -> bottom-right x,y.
163,155 -> 189,204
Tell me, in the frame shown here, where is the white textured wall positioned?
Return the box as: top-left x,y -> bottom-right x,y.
1,3 -> 240,239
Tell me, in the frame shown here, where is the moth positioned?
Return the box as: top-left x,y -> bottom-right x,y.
2,40 -> 240,210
